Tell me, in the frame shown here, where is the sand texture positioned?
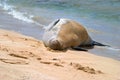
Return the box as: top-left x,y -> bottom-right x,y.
0,29 -> 120,80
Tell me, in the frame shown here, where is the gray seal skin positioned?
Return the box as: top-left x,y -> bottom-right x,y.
42,18 -> 108,51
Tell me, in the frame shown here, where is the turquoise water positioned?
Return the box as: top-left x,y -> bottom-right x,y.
0,0 -> 120,60
1,0 -> 120,23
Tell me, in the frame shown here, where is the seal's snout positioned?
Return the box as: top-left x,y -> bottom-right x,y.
49,39 -> 61,50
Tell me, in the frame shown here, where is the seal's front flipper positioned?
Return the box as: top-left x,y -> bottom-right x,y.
72,47 -> 88,51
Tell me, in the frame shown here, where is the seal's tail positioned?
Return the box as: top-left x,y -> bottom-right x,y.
93,41 -> 110,47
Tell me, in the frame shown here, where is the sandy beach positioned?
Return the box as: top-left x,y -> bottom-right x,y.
0,29 -> 120,80
0,0 -> 120,80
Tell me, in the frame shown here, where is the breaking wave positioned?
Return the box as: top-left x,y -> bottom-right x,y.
0,0 -> 44,27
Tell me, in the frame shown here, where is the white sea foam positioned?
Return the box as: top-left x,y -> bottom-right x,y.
96,46 -> 120,52
0,0 -> 45,27
2,2 -> 34,23
106,47 -> 120,51
8,10 -> 34,23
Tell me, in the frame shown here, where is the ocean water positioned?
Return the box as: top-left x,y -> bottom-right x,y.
0,0 -> 120,60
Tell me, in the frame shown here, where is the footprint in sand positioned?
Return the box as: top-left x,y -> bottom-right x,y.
36,57 -> 42,60
53,63 -> 64,67
1,47 -> 9,52
19,51 -> 36,57
39,57 -> 67,67
70,62 -> 103,74
9,53 -> 28,59
40,61 -> 64,67
0,58 -> 28,64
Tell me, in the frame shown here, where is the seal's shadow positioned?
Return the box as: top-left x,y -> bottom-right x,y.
70,45 -> 94,51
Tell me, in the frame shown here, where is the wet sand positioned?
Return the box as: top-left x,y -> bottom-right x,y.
0,29 -> 120,80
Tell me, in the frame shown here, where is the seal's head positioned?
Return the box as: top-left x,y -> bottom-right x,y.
49,39 -> 62,50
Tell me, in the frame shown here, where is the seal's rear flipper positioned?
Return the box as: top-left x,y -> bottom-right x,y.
93,41 -> 110,47
72,47 -> 88,51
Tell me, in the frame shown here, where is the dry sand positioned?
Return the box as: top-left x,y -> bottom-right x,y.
0,29 -> 120,80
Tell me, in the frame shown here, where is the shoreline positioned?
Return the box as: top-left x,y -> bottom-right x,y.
0,8 -> 120,61
0,8 -> 45,40
0,29 -> 120,80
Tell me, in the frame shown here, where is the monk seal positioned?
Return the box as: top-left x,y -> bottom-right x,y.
42,18 -> 109,51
